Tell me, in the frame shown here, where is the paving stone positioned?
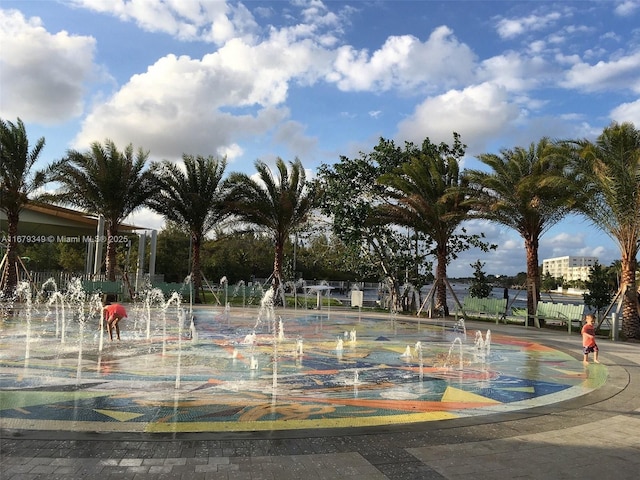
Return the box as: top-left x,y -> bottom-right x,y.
2,322 -> 640,480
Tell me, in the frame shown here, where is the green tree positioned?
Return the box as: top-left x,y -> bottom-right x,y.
202,231 -> 274,285
468,260 -> 492,298
48,139 -> 157,281
225,158 -> 316,296
514,272 -> 528,287
56,242 -> 86,273
540,272 -> 560,292
466,138 -> 576,326
21,241 -> 60,272
0,117 -> 46,295
20,238 -> 89,274
570,122 -> 640,338
148,155 -> 228,303
583,261 -> 614,321
606,260 -> 622,292
377,134 -> 491,315
316,138 -> 429,311
301,232 -> 362,282
155,222 -> 190,283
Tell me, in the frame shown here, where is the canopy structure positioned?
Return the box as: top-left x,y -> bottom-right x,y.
306,284 -> 333,309
0,202 -> 140,238
0,203 -> 156,289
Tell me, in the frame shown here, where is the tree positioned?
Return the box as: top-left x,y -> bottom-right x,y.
301,232 -> 362,282
583,261 -> 614,322
606,260 -> 622,292
466,138 -> 576,326
0,118 -> 46,295
57,242 -> 87,273
22,241 -> 60,272
316,138 -> 430,311
148,155 -> 228,303
570,122 -> 640,339
224,158 -> 316,297
541,272 -> 560,292
155,222 -> 191,283
202,231 -> 274,285
377,134 -> 491,315
47,139 -> 157,281
469,260 -> 492,298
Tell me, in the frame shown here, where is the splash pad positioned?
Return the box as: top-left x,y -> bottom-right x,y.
0,284 -> 606,434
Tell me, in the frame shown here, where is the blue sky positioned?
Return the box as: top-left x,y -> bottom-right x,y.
1,0 -> 639,278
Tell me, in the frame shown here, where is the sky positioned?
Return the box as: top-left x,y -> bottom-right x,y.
1,0 -> 640,279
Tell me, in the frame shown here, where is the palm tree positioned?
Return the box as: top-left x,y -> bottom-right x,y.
48,139 -> 157,281
570,122 -> 640,339
225,158 -> 316,298
466,138 -> 576,325
0,118 -> 46,295
607,260 -> 622,292
148,155 -> 228,303
376,135 -> 472,315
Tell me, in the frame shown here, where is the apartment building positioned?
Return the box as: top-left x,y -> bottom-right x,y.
542,256 -> 598,282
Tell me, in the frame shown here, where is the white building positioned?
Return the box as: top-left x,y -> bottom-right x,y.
542,256 -> 598,282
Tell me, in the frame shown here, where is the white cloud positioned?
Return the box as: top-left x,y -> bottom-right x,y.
561,51 -> 640,93
69,0 -> 259,45
218,143 -> 244,161
273,120 -> 318,159
125,207 -> 165,232
71,25 -> 334,161
450,219 -> 618,277
297,0 -> 341,28
538,225 -> 619,267
610,99 -> 640,125
600,31 -> 621,42
75,95 -> 288,166
614,1 -> 640,16
446,220 -> 526,277
395,83 -> 521,152
327,26 -> 476,93
0,9 -> 97,124
478,51 -> 554,92
495,11 -> 562,39
543,231 -> 586,251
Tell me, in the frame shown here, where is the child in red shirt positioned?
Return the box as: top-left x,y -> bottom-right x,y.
581,314 -> 599,364
102,303 -> 127,341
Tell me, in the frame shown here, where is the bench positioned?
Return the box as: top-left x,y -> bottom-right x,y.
512,302 -> 585,333
81,280 -> 123,300
455,297 -> 507,324
535,301 -> 585,333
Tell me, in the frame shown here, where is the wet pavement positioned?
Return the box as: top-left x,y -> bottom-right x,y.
1,309 -> 640,479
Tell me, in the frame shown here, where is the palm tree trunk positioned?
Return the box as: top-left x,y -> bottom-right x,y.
620,255 -> 640,339
273,239 -> 284,302
105,224 -> 118,281
435,246 -> 448,316
3,213 -> 20,295
191,233 -> 202,304
525,235 -> 540,327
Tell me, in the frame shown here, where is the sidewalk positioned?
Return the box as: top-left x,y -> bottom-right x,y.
2,320 -> 639,479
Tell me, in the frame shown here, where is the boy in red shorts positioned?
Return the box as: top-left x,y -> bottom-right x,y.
581,314 -> 600,364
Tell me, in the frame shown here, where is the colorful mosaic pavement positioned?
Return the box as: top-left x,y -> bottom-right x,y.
0,307 -> 607,433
